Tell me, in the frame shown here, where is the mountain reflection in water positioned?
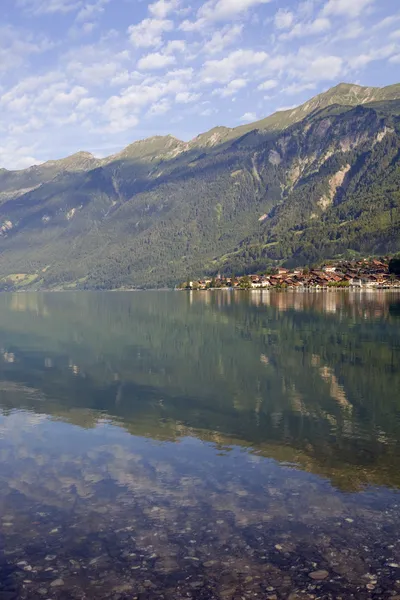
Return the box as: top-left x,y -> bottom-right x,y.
0,290 -> 399,600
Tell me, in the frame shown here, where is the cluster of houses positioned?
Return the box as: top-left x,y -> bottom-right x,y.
184,259 -> 400,290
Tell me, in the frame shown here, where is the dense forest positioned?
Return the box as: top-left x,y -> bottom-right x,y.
0,83 -> 399,289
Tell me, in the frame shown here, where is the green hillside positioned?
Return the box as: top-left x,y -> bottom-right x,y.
0,82 -> 399,289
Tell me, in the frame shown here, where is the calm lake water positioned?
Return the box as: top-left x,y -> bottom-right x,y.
0,291 -> 400,600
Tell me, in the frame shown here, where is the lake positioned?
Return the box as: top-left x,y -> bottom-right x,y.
0,290 -> 400,600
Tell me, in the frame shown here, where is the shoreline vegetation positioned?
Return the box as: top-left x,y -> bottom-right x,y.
2,257 -> 400,293
178,257 -> 400,291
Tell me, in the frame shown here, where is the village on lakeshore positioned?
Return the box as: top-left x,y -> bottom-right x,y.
180,258 -> 400,291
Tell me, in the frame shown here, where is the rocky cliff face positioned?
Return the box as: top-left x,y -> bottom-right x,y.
224,100 -> 400,272
0,83 -> 399,289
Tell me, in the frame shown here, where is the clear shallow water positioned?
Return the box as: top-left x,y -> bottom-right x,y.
0,291 -> 400,599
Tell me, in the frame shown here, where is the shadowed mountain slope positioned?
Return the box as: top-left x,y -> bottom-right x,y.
0,82 -> 399,289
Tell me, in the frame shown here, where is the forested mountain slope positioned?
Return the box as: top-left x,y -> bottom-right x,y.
0,82 -> 399,289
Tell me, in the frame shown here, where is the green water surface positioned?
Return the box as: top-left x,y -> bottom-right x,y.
0,290 -> 399,599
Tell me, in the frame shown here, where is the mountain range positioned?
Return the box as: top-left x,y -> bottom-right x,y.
0,81 -> 400,290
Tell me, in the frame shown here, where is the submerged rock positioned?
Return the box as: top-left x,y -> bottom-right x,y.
308,570 -> 329,581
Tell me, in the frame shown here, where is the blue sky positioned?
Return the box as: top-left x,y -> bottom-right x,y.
1,0 -> 399,168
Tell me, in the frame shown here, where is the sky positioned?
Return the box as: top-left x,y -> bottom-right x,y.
0,0 -> 399,169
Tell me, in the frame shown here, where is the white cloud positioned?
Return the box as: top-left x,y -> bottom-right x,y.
298,0 -> 318,19
164,40 -> 187,54
203,24 -> 243,55
2,0 -> 398,169
270,50 -> 344,83
349,44 -> 397,69
63,41 -> 132,87
239,111 -> 257,122
179,19 -> 204,32
2,146 -> 42,169
105,87 -> 162,117
283,82 -> 316,95
280,17 -> 331,40
274,9 -> 294,30
2,95 -> 30,113
200,107 -> 218,116
175,91 -> 200,103
16,156 -> 43,168
33,82 -> 70,107
164,67 -> 194,80
1,72 -> 62,102
199,0 -> 271,21
148,98 -> 171,115
8,116 -> 44,135
76,97 -> 98,111
137,52 -> 176,70
322,0 -> 375,19
51,85 -> 88,105
0,25 -> 53,73
110,70 -> 136,86
257,79 -> 278,91
101,70 -> 194,132
331,21 -> 364,40
213,78 -> 247,96
181,0 -> 271,30
201,49 -> 268,83
128,19 -> 173,48
303,55 -> 343,81
149,0 -> 179,19
101,114 -> 139,133
75,0 -> 107,22
16,0 -> 82,14
0,63 -> 108,166
373,15 -> 400,31
68,59 -> 124,85
82,22 -> 96,33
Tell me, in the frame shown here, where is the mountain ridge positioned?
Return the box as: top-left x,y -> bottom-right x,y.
4,81 -> 400,174
0,81 -> 399,290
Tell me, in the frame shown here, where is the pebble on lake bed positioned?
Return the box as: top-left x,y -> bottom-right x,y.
366,583 -> 376,590
50,579 -> 64,587
308,570 -> 329,580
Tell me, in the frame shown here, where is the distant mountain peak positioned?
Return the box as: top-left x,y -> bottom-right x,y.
41,151 -> 96,171
190,126 -> 233,148
331,82 -> 366,91
130,134 -> 180,144
214,81 -> 400,144
72,151 -> 96,159
93,81 -> 400,164
112,134 -> 186,161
